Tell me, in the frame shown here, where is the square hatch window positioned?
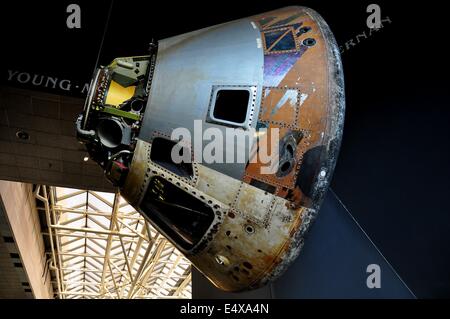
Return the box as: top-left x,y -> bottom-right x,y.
208,86 -> 256,128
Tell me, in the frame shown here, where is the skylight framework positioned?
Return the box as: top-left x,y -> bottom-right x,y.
34,185 -> 191,299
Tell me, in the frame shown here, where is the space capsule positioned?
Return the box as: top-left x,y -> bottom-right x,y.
76,6 -> 345,291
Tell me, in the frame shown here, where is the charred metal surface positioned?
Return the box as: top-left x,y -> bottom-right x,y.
256,7 -> 346,287
76,6 -> 345,292
296,145 -> 326,197
249,179 -> 276,194
121,140 -> 151,206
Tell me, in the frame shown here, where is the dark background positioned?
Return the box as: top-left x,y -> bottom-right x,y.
1,0 -> 449,298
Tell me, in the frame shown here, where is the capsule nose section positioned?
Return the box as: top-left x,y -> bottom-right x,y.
76,6 -> 344,292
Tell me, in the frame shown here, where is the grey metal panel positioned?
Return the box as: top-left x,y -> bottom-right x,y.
139,18 -> 264,180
